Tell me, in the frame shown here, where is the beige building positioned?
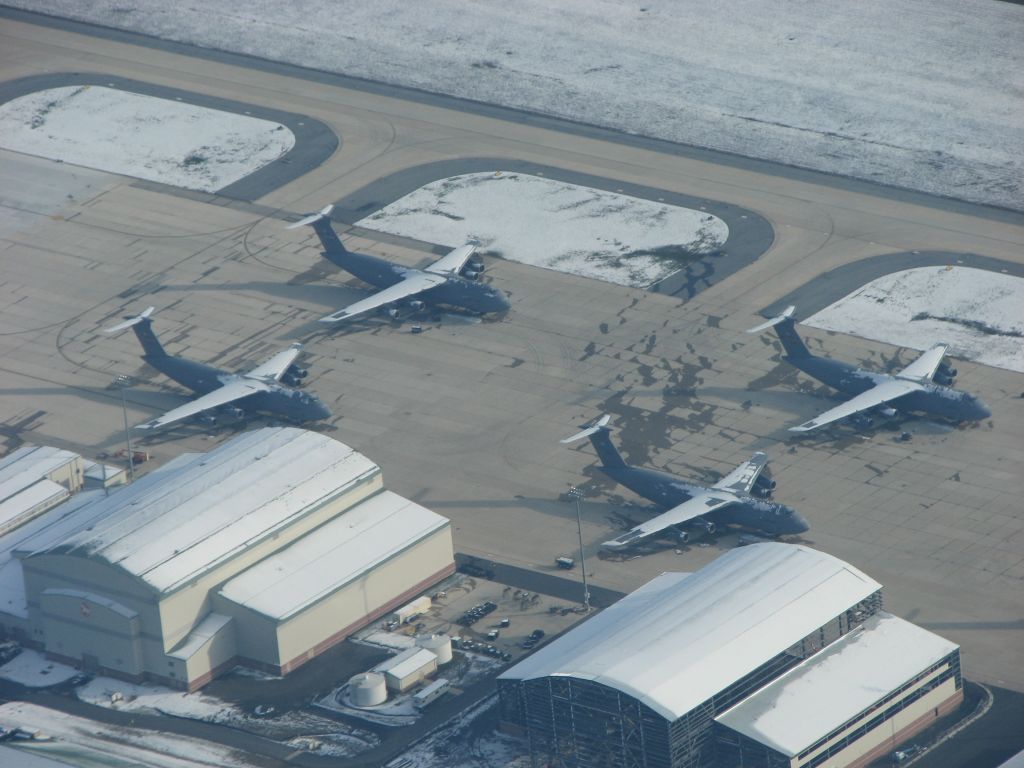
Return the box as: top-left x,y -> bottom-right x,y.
2,428 -> 454,690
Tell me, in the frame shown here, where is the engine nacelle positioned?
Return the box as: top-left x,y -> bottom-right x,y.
752,487 -> 773,498
691,518 -> 716,535
409,300 -> 425,311
198,414 -> 217,425
933,373 -> 954,386
754,475 -> 777,492
281,373 -> 301,387
386,307 -> 401,319
462,270 -> 480,281
223,406 -> 245,419
848,414 -> 874,430
675,529 -> 691,545
876,406 -> 897,419
466,259 -> 485,274
286,365 -> 308,379
938,364 -> 957,378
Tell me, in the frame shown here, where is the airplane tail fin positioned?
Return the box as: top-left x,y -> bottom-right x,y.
746,306 -> 811,359
561,415 -> 626,468
105,307 -> 167,358
286,205 -> 348,258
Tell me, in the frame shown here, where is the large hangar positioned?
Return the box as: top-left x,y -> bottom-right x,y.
498,543 -> 961,768
2,427 -> 454,690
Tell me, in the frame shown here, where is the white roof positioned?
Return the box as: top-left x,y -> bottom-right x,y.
377,647 -> 436,680
168,613 -> 234,661
0,479 -> 68,529
499,543 -> 882,721
39,428 -> 379,594
218,490 -> 450,620
0,445 -> 79,503
716,612 -> 959,756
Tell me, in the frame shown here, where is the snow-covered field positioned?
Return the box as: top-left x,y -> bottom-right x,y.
358,172 -> 727,287
397,696 -> 528,768
0,702 -> 255,768
0,85 -> 294,192
805,267 -> 1024,372
8,1 -> 1023,210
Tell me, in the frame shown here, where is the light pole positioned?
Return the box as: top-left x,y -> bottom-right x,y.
113,375 -> 135,483
567,486 -> 591,611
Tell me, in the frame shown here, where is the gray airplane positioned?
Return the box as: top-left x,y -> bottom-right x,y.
105,307 -> 331,430
562,415 -> 809,551
286,206 -> 511,323
747,306 -> 991,432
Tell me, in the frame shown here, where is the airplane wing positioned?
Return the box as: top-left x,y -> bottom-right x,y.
895,344 -> 949,382
135,379 -> 269,430
713,452 -> 769,493
603,493 -> 735,550
789,378 -> 924,432
319,271 -> 446,323
245,343 -> 303,382
424,244 -> 476,276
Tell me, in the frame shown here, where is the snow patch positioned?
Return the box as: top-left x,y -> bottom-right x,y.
358,172 -> 727,287
0,649 -> 78,687
804,267 -> 1024,372
0,86 -> 294,193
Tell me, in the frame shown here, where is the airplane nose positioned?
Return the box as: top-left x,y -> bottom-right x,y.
789,510 -> 810,534
493,290 -> 511,312
976,400 -> 992,420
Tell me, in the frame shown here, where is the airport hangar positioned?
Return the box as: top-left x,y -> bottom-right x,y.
0,427 -> 455,690
498,543 -> 962,768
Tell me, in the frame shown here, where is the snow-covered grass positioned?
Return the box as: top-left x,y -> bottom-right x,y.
0,701 -> 256,768
358,172 -> 727,287
7,1 -> 1022,210
0,85 -> 294,192
396,696 -> 528,768
77,676 -> 229,719
0,649 -> 77,687
805,267 -> 1024,372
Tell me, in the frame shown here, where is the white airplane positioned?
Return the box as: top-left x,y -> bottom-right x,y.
747,306 -> 990,432
106,308 -> 331,430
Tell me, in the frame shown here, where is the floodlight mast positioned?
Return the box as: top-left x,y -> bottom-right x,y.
567,485 -> 591,611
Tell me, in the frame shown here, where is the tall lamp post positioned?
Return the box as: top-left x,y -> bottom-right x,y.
112,375 -> 135,483
567,485 -> 591,611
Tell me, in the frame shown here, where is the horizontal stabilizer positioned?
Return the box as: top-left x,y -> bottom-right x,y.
286,205 -> 334,230
746,305 -> 796,334
560,414 -> 612,444
105,306 -> 155,333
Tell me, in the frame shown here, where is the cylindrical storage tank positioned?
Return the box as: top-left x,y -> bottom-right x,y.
417,634 -> 452,665
349,672 -> 387,707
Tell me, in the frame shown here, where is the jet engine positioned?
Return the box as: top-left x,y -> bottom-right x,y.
933,373 -> 954,386
754,475 -> 777,492
387,307 -> 401,319
198,414 -> 217,425
464,259 -> 485,275
409,300 -> 425,311
285,364 -> 308,379
461,270 -> 480,281
691,518 -> 716,535
848,414 -> 874,430
224,406 -> 245,419
876,406 -> 898,419
281,373 -> 302,387
675,529 -> 691,545
938,363 -> 957,378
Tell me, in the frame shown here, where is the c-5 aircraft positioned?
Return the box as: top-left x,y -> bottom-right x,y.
286,205 -> 511,323
747,306 -> 991,432
561,415 -> 809,551
105,307 -> 331,430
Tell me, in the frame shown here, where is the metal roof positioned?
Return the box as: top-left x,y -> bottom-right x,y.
499,543 -> 882,721
376,647 -> 437,680
715,612 -> 958,756
40,428 -> 380,594
218,490 -> 450,620
0,445 -> 79,501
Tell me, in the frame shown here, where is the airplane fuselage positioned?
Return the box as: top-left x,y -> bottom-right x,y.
602,464 -> 808,538
145,354 -> 225,395
785,354 -> 990,424
321,250 -> 510,316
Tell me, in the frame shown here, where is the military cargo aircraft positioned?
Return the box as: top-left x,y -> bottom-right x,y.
105,307 -> 331,430
286,205 -> 510,323
561,415 -> 809,551
747,306 -> 991,432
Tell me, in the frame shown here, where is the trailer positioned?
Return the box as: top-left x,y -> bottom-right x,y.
413,678 -> 450,710
390,595 -> 432,625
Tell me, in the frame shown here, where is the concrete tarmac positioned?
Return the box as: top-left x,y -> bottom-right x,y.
1,13 -> 1023,717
